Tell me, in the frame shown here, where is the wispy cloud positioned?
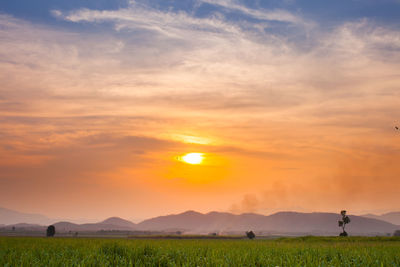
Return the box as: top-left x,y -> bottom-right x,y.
53,3 -> 242,37
197,0 -> 309,26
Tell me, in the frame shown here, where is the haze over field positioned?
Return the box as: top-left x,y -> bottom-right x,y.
0,0 -> 400,222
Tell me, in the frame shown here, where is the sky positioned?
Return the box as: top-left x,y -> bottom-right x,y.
0,0 -> 400,222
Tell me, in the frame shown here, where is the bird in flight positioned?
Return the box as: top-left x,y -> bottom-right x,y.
396,126 -> 399,130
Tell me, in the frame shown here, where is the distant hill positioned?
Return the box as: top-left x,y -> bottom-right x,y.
101,217 -> 136,228
0,207 -> 54,225
137,211 -> 398,235
362,212 -> 400,226
53,217 -> 136,232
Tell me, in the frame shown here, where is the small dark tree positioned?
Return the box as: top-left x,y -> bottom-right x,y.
46,225 -> 55,237
338,210 -> 350,236
246,231 -> 256,239
12,226 -> 15,231
393,230 -> 400,237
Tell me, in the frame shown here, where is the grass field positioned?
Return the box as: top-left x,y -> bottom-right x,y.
1,236 -> 400,266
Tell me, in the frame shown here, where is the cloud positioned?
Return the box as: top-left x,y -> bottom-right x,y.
53,3 -> 242,37
1,11 -> 400,138
54,0 -> 308,28
1,11 -> 400,154
197,0 -> 309,26
1,3 -> 400,217
319,19 -> 400,61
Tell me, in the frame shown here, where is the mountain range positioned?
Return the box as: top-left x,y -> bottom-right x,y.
135,211 -> 398,235
1,207 -> 399,235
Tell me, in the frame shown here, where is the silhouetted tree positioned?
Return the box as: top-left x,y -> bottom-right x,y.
12,226 -> 15,231
393,230 -> 400,237
338,210 -> 350,236
246,231 -> 256,239
46,225 -> 55,237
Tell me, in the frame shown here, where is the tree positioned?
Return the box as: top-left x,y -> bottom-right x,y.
393,230 -> 400,237
46,225 -> 55,237
338,210 -> 350,236
246,231 -> 256,239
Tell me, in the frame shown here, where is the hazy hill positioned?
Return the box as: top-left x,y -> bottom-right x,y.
0,207 -> 54,225
137,211 -> 398,235
362,212 -> 400,226
53,217 -> 136,232
101,217 -> 136,228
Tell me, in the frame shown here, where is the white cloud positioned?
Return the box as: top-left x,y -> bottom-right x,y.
53,0 -> 312,40
55,4 -> 241,37
197,0 -> 309,26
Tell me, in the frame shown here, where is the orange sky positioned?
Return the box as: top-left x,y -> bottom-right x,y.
0,5 -> 400,222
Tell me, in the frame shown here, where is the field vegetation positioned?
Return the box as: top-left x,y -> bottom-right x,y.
1,236 -> 399,266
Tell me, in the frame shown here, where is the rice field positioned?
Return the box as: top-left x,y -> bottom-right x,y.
1,236 -> 399,266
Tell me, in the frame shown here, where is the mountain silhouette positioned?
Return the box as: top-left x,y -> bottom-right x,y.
362,212 -> 400,225
100,217 -> 137,228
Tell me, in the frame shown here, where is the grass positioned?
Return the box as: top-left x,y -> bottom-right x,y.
1,236 -> 399,266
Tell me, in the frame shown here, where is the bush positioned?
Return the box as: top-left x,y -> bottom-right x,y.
46,225 -> 55,237
246,231 -> 255,239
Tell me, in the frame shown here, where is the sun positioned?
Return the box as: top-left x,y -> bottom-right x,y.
181,153 -> 204,165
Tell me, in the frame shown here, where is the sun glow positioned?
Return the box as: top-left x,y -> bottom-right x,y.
181,153 -> 204,165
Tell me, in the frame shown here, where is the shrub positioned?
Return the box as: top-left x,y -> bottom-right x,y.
46,225 -> 55,237
246,231 -> 255,239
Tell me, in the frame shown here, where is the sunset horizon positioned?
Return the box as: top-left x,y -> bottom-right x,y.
1,1 -> 400,265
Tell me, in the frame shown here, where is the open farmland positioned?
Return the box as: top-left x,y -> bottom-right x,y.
1,236 -> 400,266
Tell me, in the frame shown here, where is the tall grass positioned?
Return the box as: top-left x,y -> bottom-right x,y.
1,236 -> 399,266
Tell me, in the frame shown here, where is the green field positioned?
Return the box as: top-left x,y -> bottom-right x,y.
1,236 -> 400,266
